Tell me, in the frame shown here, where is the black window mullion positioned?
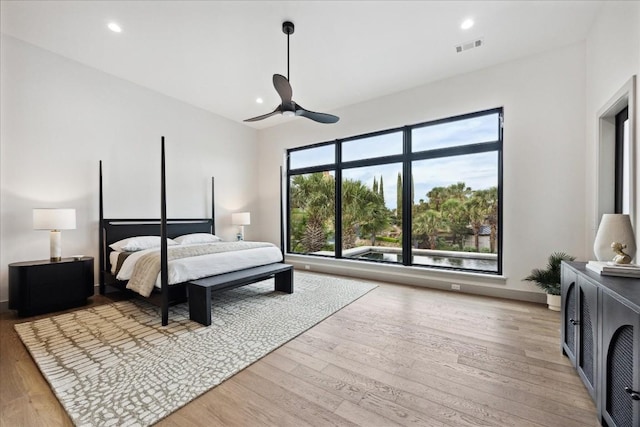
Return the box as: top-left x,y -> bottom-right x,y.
402,126 -> 412,266
497,112 -> 504,275
410,141 -> 499,162
341,153 -> 405,170
288,163 -> 336,176
334,141 -> 343,259
286,170 -> 292,256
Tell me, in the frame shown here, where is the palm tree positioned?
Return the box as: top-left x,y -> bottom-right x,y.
342,179 -> 382,249
426,186 -> 447,211
480,187 -> 499,253
466,199 -> 484,251
290,173 -> 335,252
396,173 -> 402,223
524,252 -> 575,295
442,198 -> 469,249
414,209 -> 442,249
466,191 -> 491,251
445,182 -> 472,201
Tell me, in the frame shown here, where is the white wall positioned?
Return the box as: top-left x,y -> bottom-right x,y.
6,4 -> 637,305
0,35 -> 260,301
585,1 -> 640,256
256,42 -> 587,300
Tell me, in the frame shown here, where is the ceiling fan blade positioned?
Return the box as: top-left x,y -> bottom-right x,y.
244,105 -> 282,122
295,104 -> 340,124
273,74 -> 293,103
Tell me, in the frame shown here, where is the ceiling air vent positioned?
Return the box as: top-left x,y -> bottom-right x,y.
456,38 -> 483,53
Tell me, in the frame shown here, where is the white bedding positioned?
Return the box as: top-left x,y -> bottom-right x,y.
111,242 -> 283,288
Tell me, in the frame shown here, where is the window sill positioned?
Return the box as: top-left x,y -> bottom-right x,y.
285,254 -> 544,304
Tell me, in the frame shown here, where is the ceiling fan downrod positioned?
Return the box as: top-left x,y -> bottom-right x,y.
282,21 -> 294,82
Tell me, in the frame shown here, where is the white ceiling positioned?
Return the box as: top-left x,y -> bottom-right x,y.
1,1 -> 603,129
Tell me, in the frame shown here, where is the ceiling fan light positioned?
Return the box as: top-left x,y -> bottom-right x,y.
282,110 -> 295,118
107,22 -> 122,33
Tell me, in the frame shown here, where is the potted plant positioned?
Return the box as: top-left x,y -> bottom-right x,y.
524,252 -> 576,311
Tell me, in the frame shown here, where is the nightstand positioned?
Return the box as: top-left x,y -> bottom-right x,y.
9,257 -> 94,317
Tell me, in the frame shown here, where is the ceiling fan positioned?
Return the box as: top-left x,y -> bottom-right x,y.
244,21 -> 339,124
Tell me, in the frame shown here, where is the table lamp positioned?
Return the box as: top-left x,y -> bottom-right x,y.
33,208 -> 76,261
232,212 -> 251,241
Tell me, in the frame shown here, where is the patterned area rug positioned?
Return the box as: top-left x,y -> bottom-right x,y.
15,272 -> 377,427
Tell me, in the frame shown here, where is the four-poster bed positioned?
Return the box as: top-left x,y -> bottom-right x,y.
99,137 -> 292,326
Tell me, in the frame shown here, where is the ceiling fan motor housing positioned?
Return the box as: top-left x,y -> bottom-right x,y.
282,21 -> 295,35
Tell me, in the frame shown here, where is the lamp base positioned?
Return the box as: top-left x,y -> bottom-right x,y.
50,230 -> 62,262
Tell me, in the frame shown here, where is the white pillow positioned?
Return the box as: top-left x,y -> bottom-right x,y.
173,233 -> 222,245
109,236 -> 178,252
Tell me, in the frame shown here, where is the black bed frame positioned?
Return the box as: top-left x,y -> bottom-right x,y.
99,137 -> 286,326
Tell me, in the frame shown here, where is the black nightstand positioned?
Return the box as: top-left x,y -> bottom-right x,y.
9,257 -> 94,317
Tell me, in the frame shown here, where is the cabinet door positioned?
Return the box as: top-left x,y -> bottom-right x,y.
561,265 -> 578,365
601,292 -> 640,427
576,276 -> 598,401
26,263 -> 86,314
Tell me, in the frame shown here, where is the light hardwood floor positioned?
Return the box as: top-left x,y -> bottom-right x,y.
1,276 -> 599,426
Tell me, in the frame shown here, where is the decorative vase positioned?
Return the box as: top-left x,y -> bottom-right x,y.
593,214 -> 636,262
546,294 -> 561,311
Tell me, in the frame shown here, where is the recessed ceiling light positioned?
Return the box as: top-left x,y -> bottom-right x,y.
461,18 -> 474,30
108,22 -> 122,33
256,97 -> 264,104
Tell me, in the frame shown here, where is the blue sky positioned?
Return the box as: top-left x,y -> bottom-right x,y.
289,113 -> 499,210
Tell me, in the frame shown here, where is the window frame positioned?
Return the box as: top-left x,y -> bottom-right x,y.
286,107 -> 504,275
614,106 -> 629,214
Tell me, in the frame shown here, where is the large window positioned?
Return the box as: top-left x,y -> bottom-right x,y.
287,108 -> 503,274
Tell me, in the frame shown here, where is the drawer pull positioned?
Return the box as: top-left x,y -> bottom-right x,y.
625,387 -> 640,400
569,318 -> 580,326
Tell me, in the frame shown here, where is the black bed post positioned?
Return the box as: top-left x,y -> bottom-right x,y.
160,137 -> 169,326
99,160 -> 105,295
211,177 -> 215,235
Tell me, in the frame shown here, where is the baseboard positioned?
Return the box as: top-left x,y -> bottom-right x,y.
1,275 -> 546,313
286,255 -> 546,304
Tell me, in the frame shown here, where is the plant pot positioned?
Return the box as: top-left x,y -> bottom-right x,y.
546,294 -> 561,311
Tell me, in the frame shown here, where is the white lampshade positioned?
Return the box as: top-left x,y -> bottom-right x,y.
593,214 -> 636,261
33,208 -> 76,230
232,212 -> 251,226
33,208 -> 76,261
